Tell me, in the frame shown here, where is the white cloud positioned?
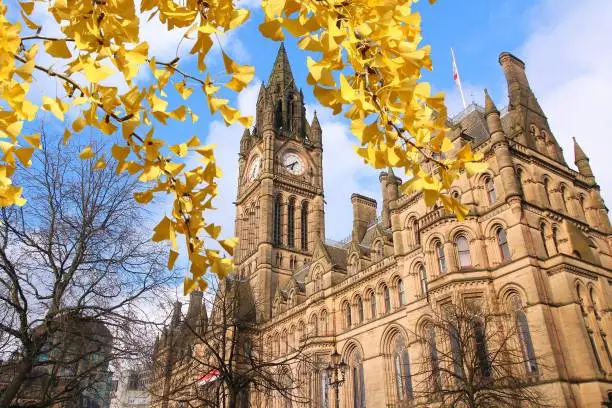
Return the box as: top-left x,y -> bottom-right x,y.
520,0 -> 612,205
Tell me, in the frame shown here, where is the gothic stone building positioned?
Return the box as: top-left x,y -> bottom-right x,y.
160,44 -> 612,407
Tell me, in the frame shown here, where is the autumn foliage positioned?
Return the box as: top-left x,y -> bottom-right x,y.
0,0 -> 485,294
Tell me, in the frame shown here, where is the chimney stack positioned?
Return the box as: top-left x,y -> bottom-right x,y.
351,194 -> 377,242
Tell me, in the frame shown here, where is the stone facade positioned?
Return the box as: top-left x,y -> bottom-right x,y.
155,45 -> 612,408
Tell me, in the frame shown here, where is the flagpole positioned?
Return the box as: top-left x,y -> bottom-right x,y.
451,48 -> 468,109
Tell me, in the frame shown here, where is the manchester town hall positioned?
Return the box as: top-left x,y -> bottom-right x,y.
152,44 -> 612,407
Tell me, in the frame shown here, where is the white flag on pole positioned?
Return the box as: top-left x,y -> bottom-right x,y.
451,48 -> 467,109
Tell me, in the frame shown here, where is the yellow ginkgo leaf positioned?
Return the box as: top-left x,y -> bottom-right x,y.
23,133 -> 41,149
79,146 -> 95,159
42,96 -> 65,121
15,147 -> 35,166
44,40 -> 72,58
168,250 -> 179,270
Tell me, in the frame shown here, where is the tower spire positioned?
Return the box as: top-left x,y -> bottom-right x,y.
268,42 -> 295,92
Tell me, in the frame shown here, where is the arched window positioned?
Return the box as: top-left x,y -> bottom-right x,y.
456,235 -> 472,269
344,302 -> 352,329
275,101 -> 282,130
357,297 -> 364,323
350,351 -> 366,408
420,266 -> 428,297
510,294 -> 537,374
435,241 -> 447,274
309,314 -> 318,337
543,178 -> 551,206
393,336 -> 413,402
426,325 -> 441,390
560,185 -> 568,213
273,195 -> 282,245
397,279 -> 406,306
287,197 -> 296,248
301,202 -> 309,251
485,176 -> 496,204
320,310 -> 328,336
552,227 -> 559,254
383,285 -> 391,313
370,292 -> 377,319
413,219 -> 420,246
540,223 -> 549,257
496,227 -> 511,262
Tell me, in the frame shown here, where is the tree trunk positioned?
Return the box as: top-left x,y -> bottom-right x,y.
0,354 -> 35,406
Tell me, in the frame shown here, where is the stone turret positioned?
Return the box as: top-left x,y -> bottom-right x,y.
380,168 -> 400,229
573,137 -> 595,184
170,300 -> 181,329
498,52 -> 566,165
484,89 -> 521,201
240,127 -> 251,153
310,110 -> 322,147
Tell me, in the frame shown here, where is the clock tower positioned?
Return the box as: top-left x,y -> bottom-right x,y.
234,44 -> 325,322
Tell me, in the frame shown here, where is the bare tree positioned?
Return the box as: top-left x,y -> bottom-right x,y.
150,277 -> 316,408
411,298 -> 552,408
0,131 -> 179,407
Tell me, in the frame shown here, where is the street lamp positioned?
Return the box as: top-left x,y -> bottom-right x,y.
326,347 -> 347,408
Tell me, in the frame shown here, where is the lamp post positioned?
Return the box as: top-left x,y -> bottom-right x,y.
326,347 -> 348,408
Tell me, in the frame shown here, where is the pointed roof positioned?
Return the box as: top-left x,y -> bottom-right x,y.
573,137 -> 589,163
267,42 -> 295,92
484,88 -> 498,115
311,110 -> 321,130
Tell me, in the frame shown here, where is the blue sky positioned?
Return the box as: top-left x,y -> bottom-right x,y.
13,0 -> 612,246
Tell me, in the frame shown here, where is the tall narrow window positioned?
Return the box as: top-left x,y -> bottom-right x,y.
486,177 -> 496,204
370,293 -> 377,319
273,195 -> 282,246
413,219 -> 420,246
540,224 -> 549,257
589,332 -> 603,371
456,235 -> 472,269
320,369 -> 329,408
344,302 -> 352,329
427,326 -> 441,390
552,227 -> 559,254
287,97 -> 294,131
393,336 -> 413,402
287,197 -> 295,248
420,266 -> 428,297
351,352 -> 366,408
560,185 -> 568,213
474,320 -> 490,377
275,101 -> 283,131
436,241 -> 447,274
543,178 -> 551,206
383,285 -> 391,313
357,297 -> 364,323
496,228 -> 511,262
510,294 -> 537,374
301,202 -> 309,251
398,280 -> 405,306
450,324 -> 464,379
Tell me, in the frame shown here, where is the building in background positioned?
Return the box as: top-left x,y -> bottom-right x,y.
0,313 -> 114,408
154,45 -> 612,407
110,368 -> 150,408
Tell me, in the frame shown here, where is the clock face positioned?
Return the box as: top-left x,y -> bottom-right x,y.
248,156 -> 261,181
282,152 -> 305,175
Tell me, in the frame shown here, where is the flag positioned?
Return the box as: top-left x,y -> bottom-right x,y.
451,48 -> 467,109
197,369 -> 220,386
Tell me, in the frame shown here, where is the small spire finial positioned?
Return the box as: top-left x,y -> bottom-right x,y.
484,88 -> 498,115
